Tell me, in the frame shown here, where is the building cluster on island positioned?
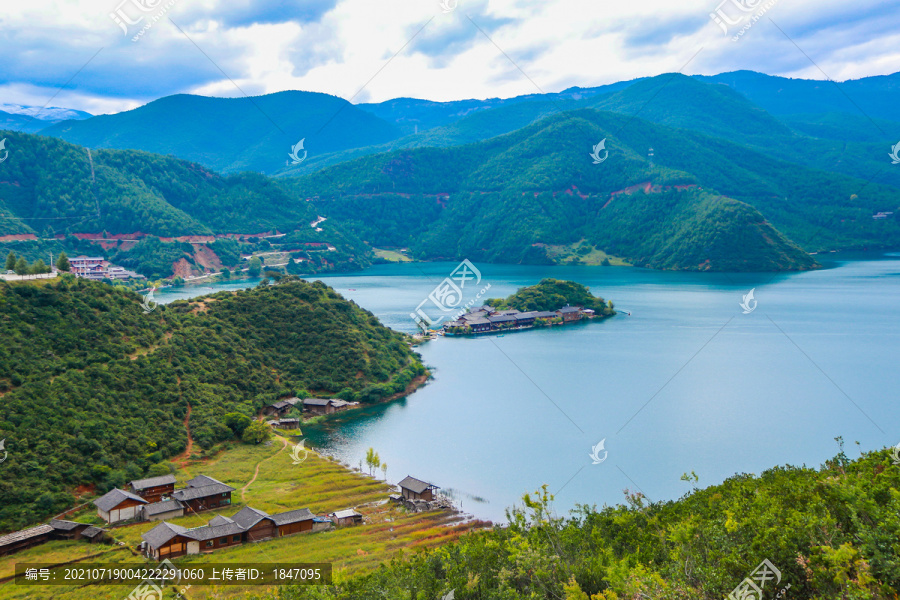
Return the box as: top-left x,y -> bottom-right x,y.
443,304 -> 594,335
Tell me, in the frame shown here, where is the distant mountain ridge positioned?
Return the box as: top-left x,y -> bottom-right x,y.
40,91 -> 401,175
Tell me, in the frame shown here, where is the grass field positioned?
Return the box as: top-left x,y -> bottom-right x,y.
543,241 -> 631,266
0,436 -> 486,599
373,249 -> 413,262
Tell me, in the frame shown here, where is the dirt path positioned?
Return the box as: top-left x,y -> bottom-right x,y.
171,403 -> 193,465
241,436 -> 289,502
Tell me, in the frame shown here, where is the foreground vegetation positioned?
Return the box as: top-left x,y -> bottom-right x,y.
0,276 -> 424,530
259,442 -> 900,600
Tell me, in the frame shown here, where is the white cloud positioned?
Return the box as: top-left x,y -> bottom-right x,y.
0,0 -> 897,114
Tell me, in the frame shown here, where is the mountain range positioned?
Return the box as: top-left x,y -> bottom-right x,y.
1,69 -> 898,276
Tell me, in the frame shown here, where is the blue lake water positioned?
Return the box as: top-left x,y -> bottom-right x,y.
157,254 -> 900,522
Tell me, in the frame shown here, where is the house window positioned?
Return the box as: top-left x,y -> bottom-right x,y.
232,535 -> 241,542
220,537 -> 228,544
206,541 -> 213,547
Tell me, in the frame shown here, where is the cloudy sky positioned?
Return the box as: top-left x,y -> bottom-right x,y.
1,0 -> 899,115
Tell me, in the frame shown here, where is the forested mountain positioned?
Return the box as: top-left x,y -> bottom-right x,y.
280,108 -> 898,269
0,276 -> 424,530
355,80 -> 638,134
698,70 -> 900,120
0,131 -> 373,278
39,91 -> 401,175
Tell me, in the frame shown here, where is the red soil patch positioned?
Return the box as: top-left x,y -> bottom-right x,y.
0,233 -> 37,242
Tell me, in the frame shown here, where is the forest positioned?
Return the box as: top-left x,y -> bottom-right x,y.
0,276 -> 424,531
486,278 -> 615,314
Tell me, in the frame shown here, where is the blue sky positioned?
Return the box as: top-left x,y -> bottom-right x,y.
1,0 -> 898,115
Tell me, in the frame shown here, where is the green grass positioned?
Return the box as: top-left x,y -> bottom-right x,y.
373,249 -> 412,262
543,241 -> 631,266
0,437 -> 484,599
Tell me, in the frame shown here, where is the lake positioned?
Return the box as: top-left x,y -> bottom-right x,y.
157,254 -> 900,522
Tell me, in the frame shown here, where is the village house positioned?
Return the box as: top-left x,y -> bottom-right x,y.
329,509 -> 363,527
141,499 -> 185,522
171,475 -> 234,513
0,519 -> 99,556
274,417 -> 300,430
93,488 -> 149,524
141,505 -> 327,559
398,476 -> 439,502
557,305 -> 583,322
128,474 -> 176,503
302,398 -> 352,415
263,397 -> 301,417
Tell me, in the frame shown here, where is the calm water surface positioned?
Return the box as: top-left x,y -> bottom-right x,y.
157,254 -> 900,522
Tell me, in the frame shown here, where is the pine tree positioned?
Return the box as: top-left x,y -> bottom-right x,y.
56,252 -> 70,272
14,257 -> 29,275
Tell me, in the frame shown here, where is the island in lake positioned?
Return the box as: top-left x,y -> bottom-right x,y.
443,278 -> 615,335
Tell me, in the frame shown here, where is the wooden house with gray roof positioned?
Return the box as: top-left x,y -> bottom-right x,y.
398,476 -> 439,501
128,474 -> 176,503
171,475 -> 234,513
93,488 -> 148,524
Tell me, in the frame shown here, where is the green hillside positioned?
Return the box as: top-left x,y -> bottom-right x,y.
486,278 -> 615,314
0,276 -> 424,531
261,444 -> 900,599
0,131 -> 374,278
279,107 -> 900,269
40,91 -> 402,175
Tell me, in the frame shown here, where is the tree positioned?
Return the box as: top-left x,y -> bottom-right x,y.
14,257 -> 29,275
30,259 -> 49,274
248,256 -> 262,277
220,267 -> 230,279
242,421 -> 271,444
381,462 -> 388,481
365,447 -> 381,476
5,252 -> 16,272
224,412 -> 252,437
147,463 -> 172,477
56,251 -> 70,272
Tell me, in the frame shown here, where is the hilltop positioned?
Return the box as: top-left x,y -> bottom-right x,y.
0,276 -> 425,531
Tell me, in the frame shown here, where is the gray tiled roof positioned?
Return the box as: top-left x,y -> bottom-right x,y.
142,521 -> 190,549
129,474 -> 176,490
231,506 -> 270,530
143,500 -> 183,517
271,508 -> 314,526
81,526 -> 104,539
0,525 -> 53,547
303,398 -> 333,406
487,315 -> 516,323
398,476 -> 437,494
330,509 -> 361,519
557,306 -> 582,313
172,483 -> 233,501
49,519 -> 84,531
93,488 -> 148,512
185,475 -> 227,488
186,521 -> 245,541
208,515 -> 235,527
